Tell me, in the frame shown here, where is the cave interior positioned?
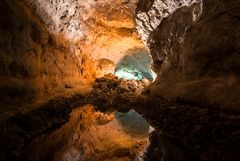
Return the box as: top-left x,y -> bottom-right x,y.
0,0 -> 240,161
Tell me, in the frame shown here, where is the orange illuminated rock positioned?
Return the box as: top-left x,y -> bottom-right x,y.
0,0 -> 145,101
25,105 -> 149,161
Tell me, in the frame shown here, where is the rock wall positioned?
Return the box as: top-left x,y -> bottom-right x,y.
136,0 -> 199,43
136,0 -> 240,109
25,0 -> 145,72
77,0 -> 145,66
0,0 -> 145,101
25,0 -> 85,42
0,0 -> 95,101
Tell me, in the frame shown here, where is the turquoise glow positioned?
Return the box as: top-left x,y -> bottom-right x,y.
114,49 -> 155,81
115,109 -> 150,135
115,67 -> 143,80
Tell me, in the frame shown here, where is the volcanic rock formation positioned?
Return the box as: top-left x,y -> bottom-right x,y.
0,0 -> 144,101
136,0 -> 240,108
0,0 -> 240,161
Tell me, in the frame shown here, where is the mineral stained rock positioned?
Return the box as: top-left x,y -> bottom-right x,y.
0,0 -> 144,102
136,0 -> 240,109
133,1 -> 240,160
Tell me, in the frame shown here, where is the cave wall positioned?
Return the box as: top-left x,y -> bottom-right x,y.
136,0 -> 240,109
0,0 -> 94,100
0,0 -> 144,100
25,0 -> 145,74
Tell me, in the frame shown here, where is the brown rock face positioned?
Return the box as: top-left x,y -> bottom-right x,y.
0,0 -> 95,101
136,0 -> 240,109
1,1 -> 240,161
25,0 -> 144,68
0,0 -> 144,102
76,0 -> 144,65
133,1 -> 240,160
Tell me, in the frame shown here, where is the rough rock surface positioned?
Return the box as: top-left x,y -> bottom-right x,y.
75,0 -> 143,62
136,0 -> 199,43
136,0 -> 240,109
0,0 -> 144,104
0,0 -> 95,101
25,0 -> 145,73
0,0 -> 240,161
134,1 -> 240,159
88,74 -> 147,111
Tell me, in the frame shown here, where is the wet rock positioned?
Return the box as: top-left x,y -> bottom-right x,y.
88,74 -> 147,111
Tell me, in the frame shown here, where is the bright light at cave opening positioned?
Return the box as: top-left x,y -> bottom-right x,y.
114,49 -> 157,81
151,69 -> 157,81
115,69 -> 156,81
115,69 -> 143,80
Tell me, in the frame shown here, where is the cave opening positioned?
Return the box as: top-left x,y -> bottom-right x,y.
114,48 -> 156,81
115,109 -> 154,136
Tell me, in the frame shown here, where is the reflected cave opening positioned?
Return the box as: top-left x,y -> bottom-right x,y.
24,105 -> 154,161
115,109 -> 154,136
